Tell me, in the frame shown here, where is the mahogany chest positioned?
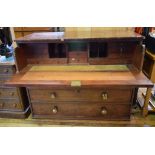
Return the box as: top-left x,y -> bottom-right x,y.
6,30 -> 153,120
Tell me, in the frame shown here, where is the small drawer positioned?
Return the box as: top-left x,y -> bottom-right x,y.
68,52 -> 88,64
0,66 -> 15,75
28,88 -> 133,103
68,57 -> 88,64
0,99 -> 22,111
69,52 -> 88,58
0,88 -> 18,99
31,102 -> 131,120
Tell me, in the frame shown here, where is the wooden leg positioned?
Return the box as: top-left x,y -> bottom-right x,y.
143,88 -> 152,117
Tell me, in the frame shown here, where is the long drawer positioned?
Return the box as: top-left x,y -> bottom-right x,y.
0,87 -> 18,99
31,102 -> 131,120
0,99 -> 22,111
28,88 -> 133,103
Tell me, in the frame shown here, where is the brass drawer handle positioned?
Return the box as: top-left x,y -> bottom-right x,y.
101,108 -> 107,115
50,92 -> 56,99
102,92 -> 108,100
52,106 -> 58,114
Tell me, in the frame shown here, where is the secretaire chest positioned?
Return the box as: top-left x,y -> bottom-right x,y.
6,30 -> 153,120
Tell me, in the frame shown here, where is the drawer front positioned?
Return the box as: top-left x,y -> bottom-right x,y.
0,66 -> 15,75
0,75 -> 12,84
68,52 -> 88,64
108,42 -> 136,58
28,88 -> 132,103
69,52 -> 88,58
68,57 -> 88,64
31,102 -> 131,120
0,99 -> 22,111
0,88 -> 18,99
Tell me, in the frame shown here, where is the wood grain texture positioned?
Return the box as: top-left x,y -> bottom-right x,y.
133,45 -> 145,71
0,62 -> 30,118
15,31 -> 144,43
8,29 -> 153,120
31,102 -> 131,120
6,65 -> 153,88
0,65 -> 15,75
0,106 -> 30,119
28,88 -> 132,103
0,87 -> 18,99
14,47 -> 27,72
1,111 -> 155,126
14,27 -> 53,38
65,27 -> 133,33
143,50 -> 155,83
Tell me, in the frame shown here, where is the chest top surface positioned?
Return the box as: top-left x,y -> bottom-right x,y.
15,31 -> 144,43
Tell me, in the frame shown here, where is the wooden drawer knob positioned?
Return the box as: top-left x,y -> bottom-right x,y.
13,103 -> 17,108
52,106 -> 58,114
75,89 -> 80,93
10,92 -> 15,96
101,108 -> 107,115
102,92 -> 108,100
0,103 -> 4,108
50,93 -> 56,99
3,69 -> 9,73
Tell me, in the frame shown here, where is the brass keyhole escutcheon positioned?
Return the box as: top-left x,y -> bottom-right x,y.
102,92 -> 108,100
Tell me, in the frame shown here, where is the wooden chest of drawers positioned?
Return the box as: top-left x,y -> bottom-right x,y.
6,30 -> 153,121
0,63 -> 30,118
27,88 -> 133,120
